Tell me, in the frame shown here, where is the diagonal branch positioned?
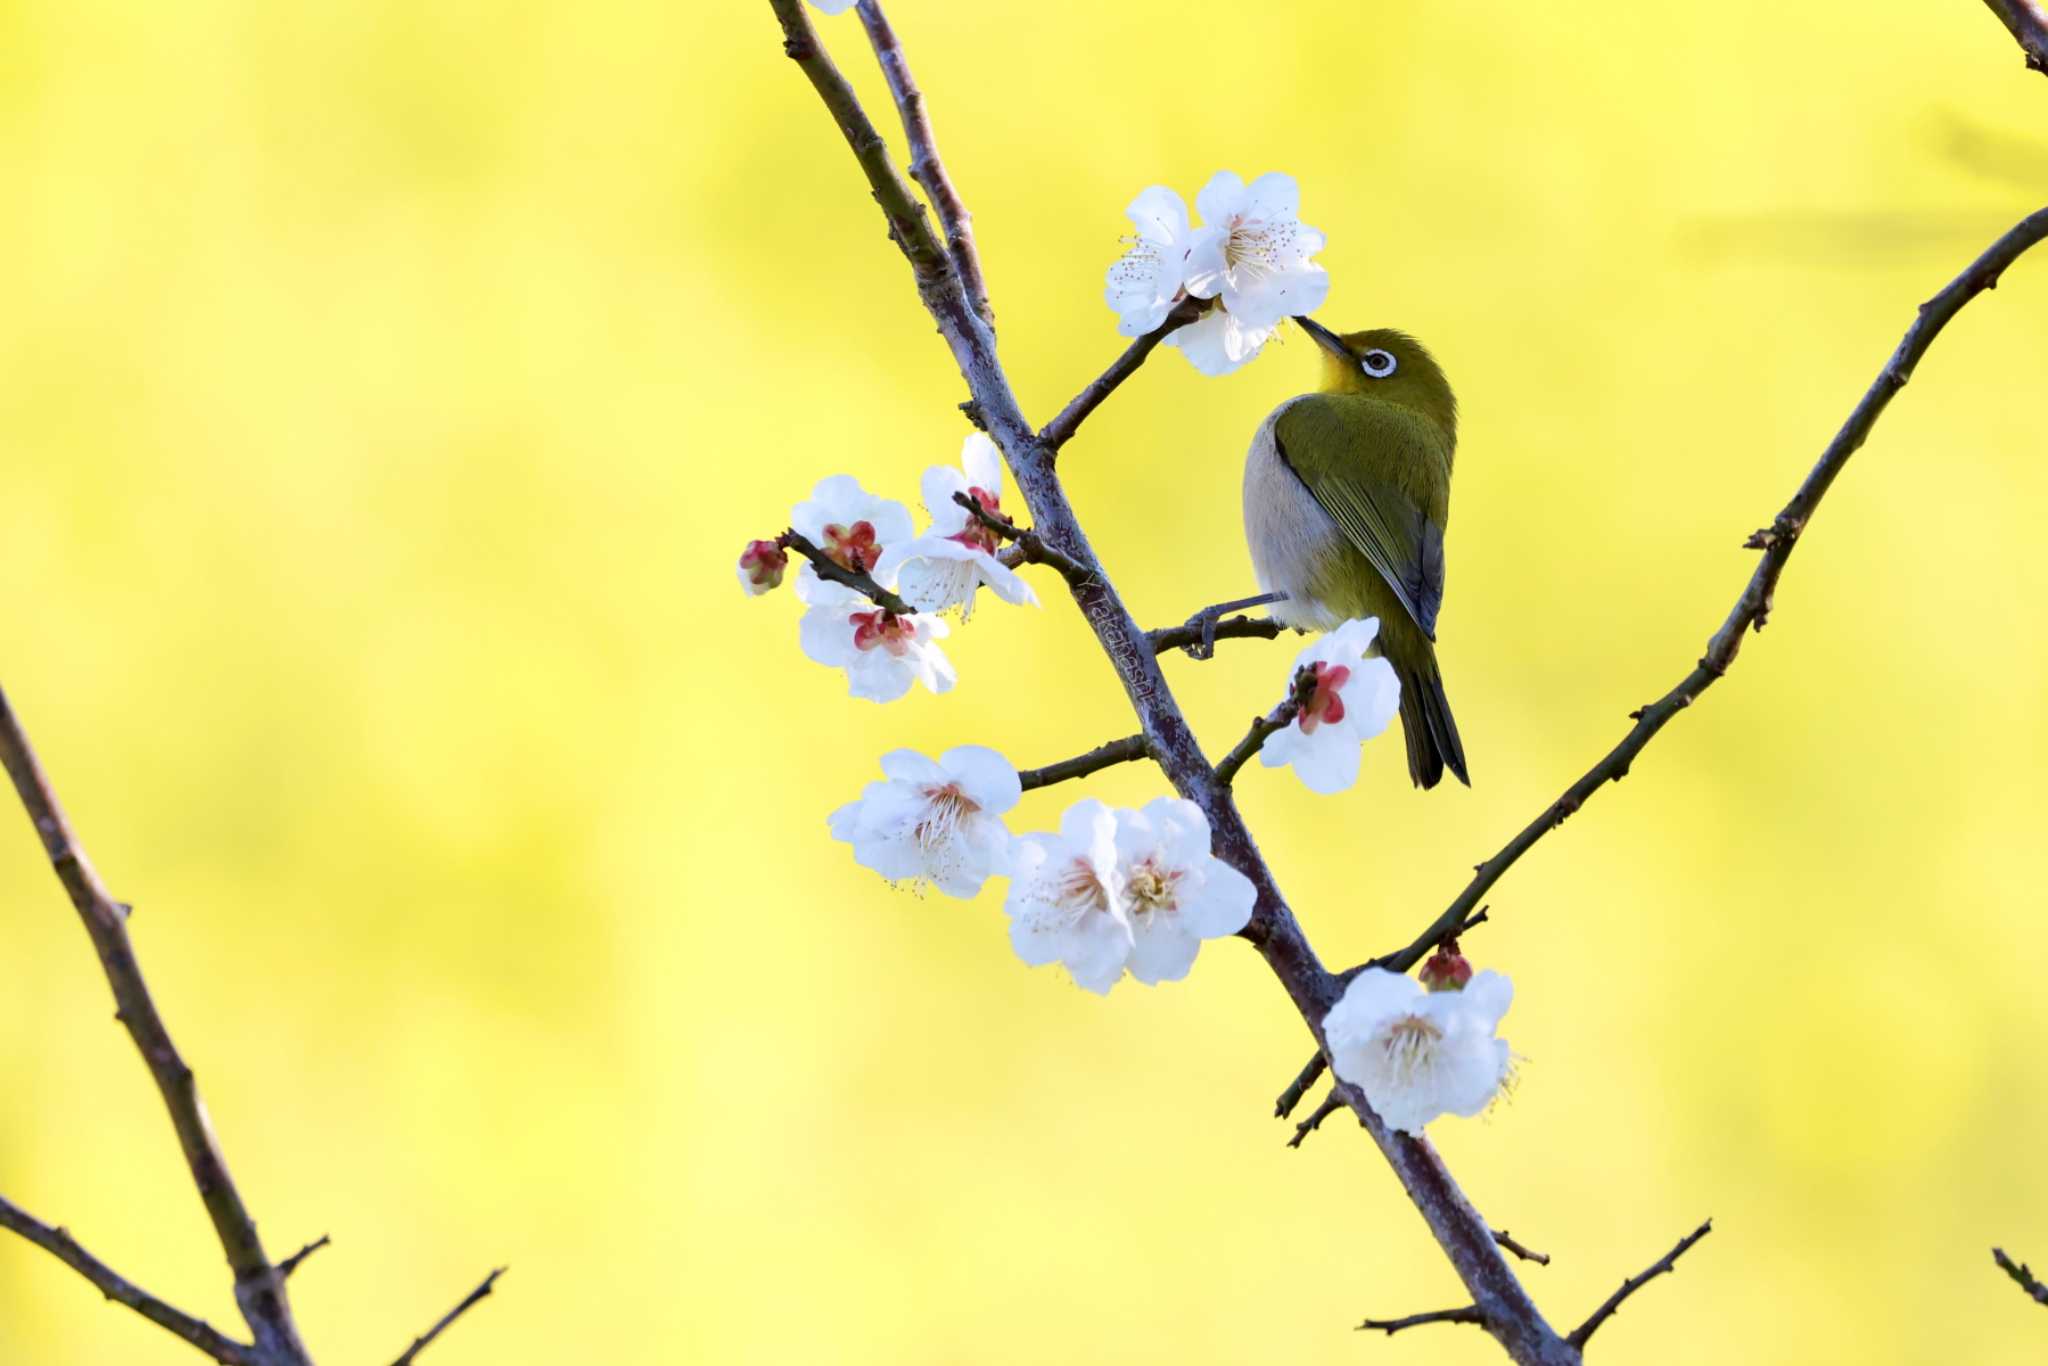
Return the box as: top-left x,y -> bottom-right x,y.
390,1267 -> 507,1366
856,0 -> 993,324
1567,1220 -> 1713,1349
1214,666 -> 1317,786
1286,1089 -> 1347,1147
1981,0 -> 2048,71
1994,1248 -> 2048,1307
1494,1229 -> 1552,1267
276,1235 -> 331,1281
1041,297 -> 1205,451
1374,205 -> 2048,979
0,1193 -> 257,1366
779,530 -> 915,616
0,685 -> 311,1364
1019,734 -> 1153,791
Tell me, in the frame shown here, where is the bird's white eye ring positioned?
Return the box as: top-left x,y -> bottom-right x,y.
1361,348 -> 1398,378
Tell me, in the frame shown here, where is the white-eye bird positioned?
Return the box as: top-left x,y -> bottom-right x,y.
1241,317 -> 1469,789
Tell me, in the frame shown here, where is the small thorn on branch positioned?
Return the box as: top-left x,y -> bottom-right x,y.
277,1233 -> 331,1279
1286,1089 -> 1348,1148
1018,734 -> 1153,791
1492,1228 -> 1551,1266
949,491 -> 1090,587
1356,1305 -> 1485,1336
1567,1218 -> 1713,1349
1274,1051 -> 1328,1119
390,1267 -> 507,1366
1994,1248 -> 2048,1307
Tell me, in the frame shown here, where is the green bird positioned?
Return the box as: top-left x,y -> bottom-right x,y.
1240,317 -> 1469,789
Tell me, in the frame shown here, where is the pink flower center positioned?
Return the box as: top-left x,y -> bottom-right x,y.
1126,857 -> 1182,916
822,519 -> 882,573
1297,662 -> 1351,735
947,486 -> 1003,554
850,610 -> 916,657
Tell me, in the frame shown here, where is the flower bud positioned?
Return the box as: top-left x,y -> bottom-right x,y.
738,539 -> 788,595
1419,942 -> 1473,993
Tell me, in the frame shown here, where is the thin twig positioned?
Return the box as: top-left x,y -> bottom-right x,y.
0,1193 -> 257,1366
0,685 -> 311,1363
1286,1090 -> 1347,1148
1214,666 -> 1317,786
856,0 -> 992,323
779,529 -> 915,616
1040,296 -> 1205,451
276,1235 -> 331,1281
1018,734 -> 1153,791
1273,1051 -> 1327,1119
1994,1248 -> 2048,1306
1493,1230 -> 1552,1267
1981,0 -> 2048,71
390,1268 -> 507,1366
1148,613 -> 1285,657
950,491 -> 1092,586
1375,206 -> 2048,979
1358,1306 -> 1486,1335
1567,1219 -> 1714,1349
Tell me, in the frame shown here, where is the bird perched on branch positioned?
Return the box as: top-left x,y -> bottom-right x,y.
1239,317 -> 1468,789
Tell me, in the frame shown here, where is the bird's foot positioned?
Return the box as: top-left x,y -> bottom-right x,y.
1177,592 -> 1286,660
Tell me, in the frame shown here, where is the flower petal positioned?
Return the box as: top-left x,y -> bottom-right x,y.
1125,914 -> 1201,984
942,745 -> 1023,814
1242,171 -> 1301,223
1124,185 -> 1190,247
1194,170 -> 1247,227
1177,860 -> 1256,938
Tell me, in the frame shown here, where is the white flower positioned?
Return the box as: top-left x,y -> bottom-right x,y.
1258,617 -> 1401,794
1323,968 -> 1515,1136
874,434 -> 1038,619
1005,797 -> 1254,994
1105,186 -> 1197,337
1162,304 -> 1278,377
1182,171 -> 1330,330
790,475 -> 914,604
829,746 -> 1020,897
798,582 -> 956,703
807,0 -> 858,12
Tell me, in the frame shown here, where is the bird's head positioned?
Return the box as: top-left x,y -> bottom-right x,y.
1293,318 -> 1457,443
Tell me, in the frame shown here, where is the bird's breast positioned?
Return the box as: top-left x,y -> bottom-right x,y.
1242,401 -> 1347,632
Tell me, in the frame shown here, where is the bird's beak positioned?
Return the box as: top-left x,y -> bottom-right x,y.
1293,315 -> 1350,362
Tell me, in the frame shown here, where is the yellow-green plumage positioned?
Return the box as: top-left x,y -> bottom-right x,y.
1242,322 -> 1468,788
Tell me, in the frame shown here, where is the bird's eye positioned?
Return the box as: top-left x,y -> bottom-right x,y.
1360,348 -> 1398,378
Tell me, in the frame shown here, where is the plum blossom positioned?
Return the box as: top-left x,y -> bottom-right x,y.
829,746 -> 1021,897
1105,186 -> 1197,337
874,434 -> 1038,619
1005,797 -> 1254,994
799,580 -> 955,703
737,539 -> 787,595
806,0 -> 858,12
1163,306 -> 1278,378
1258,617 -> 1401,794
790,475 -> 914,605
1182,171 -> 1330,329
1323,967 -> 1516,1136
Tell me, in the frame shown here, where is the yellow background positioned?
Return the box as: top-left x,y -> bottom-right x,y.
3,1 -> 2046,1362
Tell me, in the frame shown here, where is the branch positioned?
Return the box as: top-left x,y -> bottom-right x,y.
949,491 -> 1092,586
276,1235 -> 331,1281
779,529 -> 915,616
1018,734 -> 1152,791
0,685 -> 311,1363
390,1267 -> 507,1366
1566,1219 -> 1713,1349
0,1193 -> 257,1365
1273,1050 -> 1327,1119
1982,0 -> 2048,71
1375,205 -> 2048,978
856,0 -> 992,323
1994,1248 -> 2048,1307
1040,296 -> 1205,451
1358,1306 -> 1486,1336
1286,1089 -> 1347,1148
1148,613 -> 1285,657
1494,1230 -> 1552,1267
1213,666 -> 1317,786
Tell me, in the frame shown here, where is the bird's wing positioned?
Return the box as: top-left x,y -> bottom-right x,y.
1273,396 -> 1450,640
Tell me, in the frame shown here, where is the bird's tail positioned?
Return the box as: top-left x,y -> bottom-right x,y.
1392,652 -> 1469,790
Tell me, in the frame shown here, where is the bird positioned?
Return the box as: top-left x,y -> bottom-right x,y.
1239,317 -> 1468,789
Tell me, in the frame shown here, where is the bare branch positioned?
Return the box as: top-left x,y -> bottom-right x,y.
1994,1248 -> 2048,1307
390,1268 -> 507,1366
1376,205 -> 2048,978
1273,1050 -> 1327,1119
1981,0 -> 2048,72
778,529 -> 915,616
1148,613 -> 1285,657
1019,734 -> 1152,791
856,0 -> 992,323
1493,1230 -> 1552,1267
949,491 -> 1092,586
1040,297 -> 1205,451
1567,1219 -> 1713,1349
276,1235 -> 331,1281
0,1193 -> 257,1365
1286,1089 -> 1347,1148
1358,1306 -> 1486,1335
0,684 -> 311,1363
1214,666 -> 1317,786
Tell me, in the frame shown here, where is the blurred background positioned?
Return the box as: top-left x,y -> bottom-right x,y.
2,1 -> 2046,1362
